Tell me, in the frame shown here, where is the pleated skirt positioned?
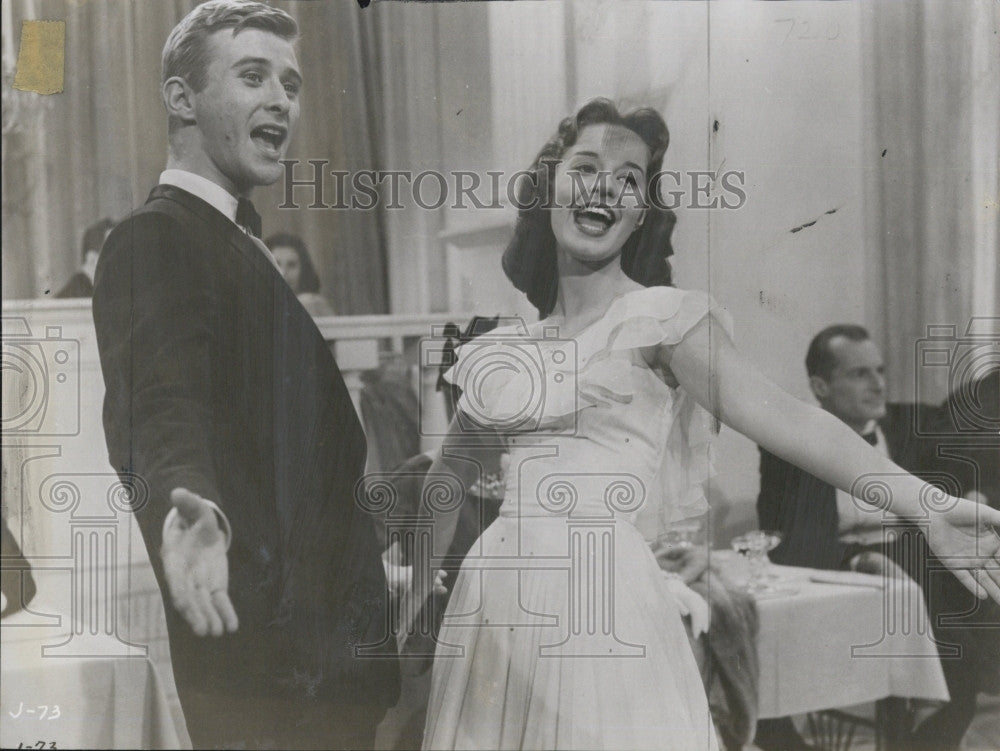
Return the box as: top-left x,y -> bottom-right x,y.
423,515 -> 719,751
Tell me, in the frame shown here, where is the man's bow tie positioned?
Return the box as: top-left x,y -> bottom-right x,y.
236,197 -> 262,239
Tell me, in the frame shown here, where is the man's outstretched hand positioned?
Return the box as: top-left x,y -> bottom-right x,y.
163,488 -> 239,637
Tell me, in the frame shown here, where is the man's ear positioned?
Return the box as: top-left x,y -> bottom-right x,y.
163,76 -> 196,123
809,375 -> 829,402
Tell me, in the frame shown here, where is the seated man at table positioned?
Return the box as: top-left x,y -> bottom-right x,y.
756,324 -> 995,751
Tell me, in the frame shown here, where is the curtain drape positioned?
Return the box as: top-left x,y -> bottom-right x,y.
862,0 -> 1000,403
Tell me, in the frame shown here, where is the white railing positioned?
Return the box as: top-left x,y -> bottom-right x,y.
1,298 -> 473,454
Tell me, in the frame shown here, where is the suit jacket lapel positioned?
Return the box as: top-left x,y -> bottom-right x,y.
146,181 -> 361,432
148,184 -> 283,281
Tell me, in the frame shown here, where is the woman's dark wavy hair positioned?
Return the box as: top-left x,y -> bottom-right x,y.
264,231 -> 322,294
501,98 -> 676,318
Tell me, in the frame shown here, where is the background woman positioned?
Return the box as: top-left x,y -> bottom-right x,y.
265,231 -> 336,317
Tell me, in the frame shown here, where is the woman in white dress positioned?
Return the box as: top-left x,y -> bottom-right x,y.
417,99 -> 1000,751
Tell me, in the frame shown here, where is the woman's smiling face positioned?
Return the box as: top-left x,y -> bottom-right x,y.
549,123 -> 651,267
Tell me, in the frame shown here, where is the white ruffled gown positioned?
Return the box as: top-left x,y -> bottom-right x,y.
423,287 -> 726,751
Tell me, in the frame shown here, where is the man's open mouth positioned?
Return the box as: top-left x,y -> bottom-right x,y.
251,124 -> 287,153
572,206 -> 617,237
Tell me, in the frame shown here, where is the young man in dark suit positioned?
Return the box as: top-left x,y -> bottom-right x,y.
756,324 -> 994,751
92,2 -> 397,748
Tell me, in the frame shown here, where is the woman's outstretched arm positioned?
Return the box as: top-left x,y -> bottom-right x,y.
661,317 -> 1000,602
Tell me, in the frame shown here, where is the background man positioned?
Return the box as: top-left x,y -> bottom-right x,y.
756,324 -> 996,751
758,324 -> 915,570
92,2 -> 397,748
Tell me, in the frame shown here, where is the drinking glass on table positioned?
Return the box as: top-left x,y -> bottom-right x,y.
760,530 -> 781,579
730,533 -> 752,557
731,530 -> 783,593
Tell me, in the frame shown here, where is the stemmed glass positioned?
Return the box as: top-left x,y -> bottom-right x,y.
759,530 -> 782,583
730,529 -> 783,594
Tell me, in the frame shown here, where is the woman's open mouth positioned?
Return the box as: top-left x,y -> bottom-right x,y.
572,206 -> 616,237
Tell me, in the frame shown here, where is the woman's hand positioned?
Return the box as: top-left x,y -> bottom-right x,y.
382,540 -> 449,600
652,543 -> 708,585
433,569 -> 449,596
382,540 -> 412,599
663,573 -> 710,637
925,497 -> 1000,601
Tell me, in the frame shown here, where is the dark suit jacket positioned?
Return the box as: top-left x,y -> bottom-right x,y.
756,403 -> 930,569
93,185 -> 398,733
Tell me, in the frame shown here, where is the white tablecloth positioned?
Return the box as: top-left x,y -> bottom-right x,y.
1,574 -> 190,750
711,551 -> 950,719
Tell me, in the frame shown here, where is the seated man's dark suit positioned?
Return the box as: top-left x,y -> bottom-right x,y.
758,404 -> 926,570
757,402 -> 997,751
93,185 -> 398,749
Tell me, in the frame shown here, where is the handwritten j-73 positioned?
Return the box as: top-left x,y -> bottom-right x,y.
8,703 -> 61,720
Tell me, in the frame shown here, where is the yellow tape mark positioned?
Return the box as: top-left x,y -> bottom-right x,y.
13,20 -> 65,95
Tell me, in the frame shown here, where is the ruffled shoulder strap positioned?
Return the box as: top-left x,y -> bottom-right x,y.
596,286 -> 732,356
596,287 -> 734,543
